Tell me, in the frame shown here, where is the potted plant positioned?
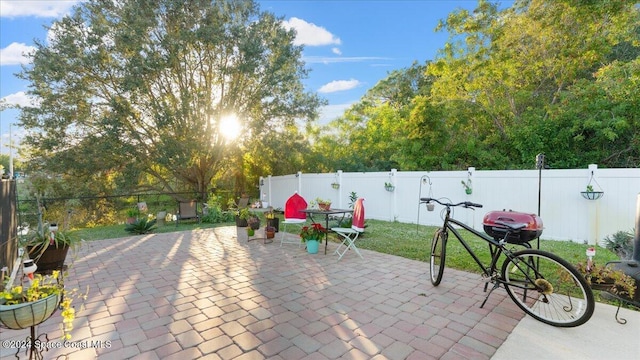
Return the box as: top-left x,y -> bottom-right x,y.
300,223 -> 327,254
384,182 -> 395,192
247,227 -> 255,236
236,208 -> 250,227
25,226 -> 81,273
126,208 -> 137,224
461,179 -> 472,195
331,182 -> 340,190
264,208 -> 279,232
574,261 -> 636,300
247,214 -> 261,230
239,209 -> 260,230
313,198 -> 332,211
265,226 -> 276,239
0,270 -> 82,340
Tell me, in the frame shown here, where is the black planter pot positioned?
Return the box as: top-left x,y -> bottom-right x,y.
27,244 -> 69,273
235,216 -> 248,227
267,218 -> 280,232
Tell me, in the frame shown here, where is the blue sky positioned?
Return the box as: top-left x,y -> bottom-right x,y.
0,0 -> 512,156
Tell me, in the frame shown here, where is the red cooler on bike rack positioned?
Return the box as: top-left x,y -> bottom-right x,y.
482,210 -> 543,244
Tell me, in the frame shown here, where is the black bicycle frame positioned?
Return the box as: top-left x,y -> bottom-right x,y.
441,207 -> 507,277
440,206 -> 545,296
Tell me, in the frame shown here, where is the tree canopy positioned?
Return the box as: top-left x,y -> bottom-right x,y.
19,0 -> 323,200
314,0 -> 639,171
16,0 -> 640,204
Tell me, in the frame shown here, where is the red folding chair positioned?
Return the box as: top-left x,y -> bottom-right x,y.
332,198 -> 365,260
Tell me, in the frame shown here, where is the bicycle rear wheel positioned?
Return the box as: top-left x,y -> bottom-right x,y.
501,249 -> 594,327
430,228 -> 446,285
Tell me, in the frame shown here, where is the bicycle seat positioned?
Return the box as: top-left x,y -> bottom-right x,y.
494,220 -> 527,231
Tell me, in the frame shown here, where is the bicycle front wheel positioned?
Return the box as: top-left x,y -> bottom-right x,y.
430,228 -> 446,285
501,249 -> 594,327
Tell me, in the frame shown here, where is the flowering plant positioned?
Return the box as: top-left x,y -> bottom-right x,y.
264,208 -> 276,219
299,223 -> 327,241
1,270 -> 86,340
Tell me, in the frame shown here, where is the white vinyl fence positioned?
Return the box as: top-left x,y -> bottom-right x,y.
259,165 -> 640,246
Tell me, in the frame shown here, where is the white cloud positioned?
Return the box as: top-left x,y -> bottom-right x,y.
1,91 -> 35,108
0,42 -> 36,65
331,47 -> 342,55
0,0 -> 79,18
318,79 -> 360,94
282,17 -> 341,46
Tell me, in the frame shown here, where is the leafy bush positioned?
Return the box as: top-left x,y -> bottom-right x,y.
201,195 -> 236,223
125,218 -> 157,234
604,230 -> 634,260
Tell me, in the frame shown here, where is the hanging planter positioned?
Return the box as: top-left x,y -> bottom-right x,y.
581,171 -> 604,200
0,292 -> 61,330
384,182 -> 395,192
331,182 -> 340,190
581,190 -> 604,200
461,179 -> 472,195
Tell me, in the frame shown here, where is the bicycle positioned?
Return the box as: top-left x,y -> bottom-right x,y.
421,197 -> 595,327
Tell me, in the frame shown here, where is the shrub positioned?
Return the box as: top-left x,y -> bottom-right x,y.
125,218 -> 157,234
604,230 -> 634,260
201,195 -> 236,223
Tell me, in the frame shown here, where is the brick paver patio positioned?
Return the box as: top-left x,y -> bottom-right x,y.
1,226 -> 524,359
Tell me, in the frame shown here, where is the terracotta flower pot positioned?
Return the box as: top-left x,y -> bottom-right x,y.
318,202 -> 331,211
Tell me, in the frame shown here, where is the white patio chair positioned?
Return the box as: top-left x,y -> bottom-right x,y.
331,198 -> 365,260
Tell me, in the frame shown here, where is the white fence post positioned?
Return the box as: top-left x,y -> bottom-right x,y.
336,170 -> 343,208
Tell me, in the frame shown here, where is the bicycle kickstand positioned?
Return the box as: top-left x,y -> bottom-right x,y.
480,281 -> 501,308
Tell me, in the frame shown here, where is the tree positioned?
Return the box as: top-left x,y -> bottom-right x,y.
313,62 -> 432,172
18,0 -> 322,200
427,0 -> 639,168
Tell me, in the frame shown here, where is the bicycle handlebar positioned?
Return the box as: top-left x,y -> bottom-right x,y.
420,197 -> 483,209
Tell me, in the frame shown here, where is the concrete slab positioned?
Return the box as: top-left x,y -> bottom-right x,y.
493,301 -> 640,360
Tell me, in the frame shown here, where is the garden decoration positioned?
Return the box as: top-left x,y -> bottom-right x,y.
416,174 -> 436,233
